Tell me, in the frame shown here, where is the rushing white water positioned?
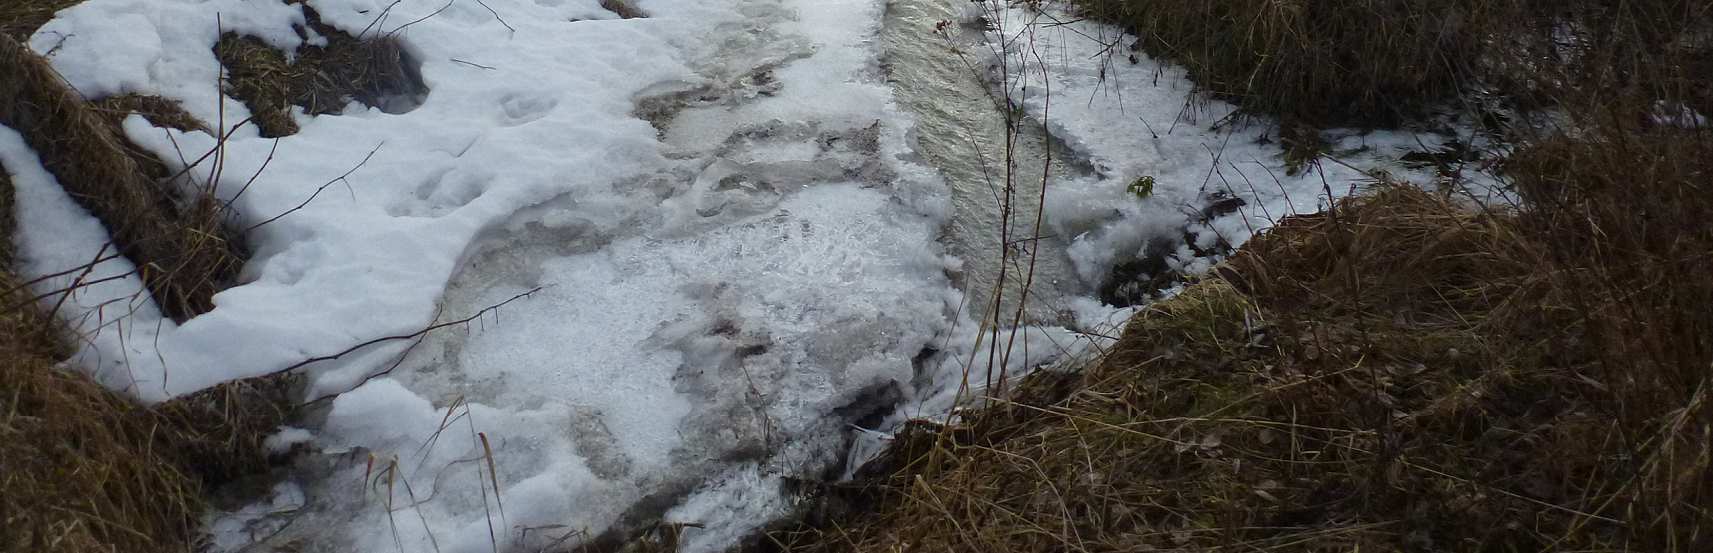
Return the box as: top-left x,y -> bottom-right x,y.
879,0 -> 1095,327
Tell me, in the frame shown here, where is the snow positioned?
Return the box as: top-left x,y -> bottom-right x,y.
981,5 -> 1482,288
263,426 -> 315,454
205,482 -> 307,552
0,126 -> 176,396
14,0 -> 967,549
5,0 -> 1475,551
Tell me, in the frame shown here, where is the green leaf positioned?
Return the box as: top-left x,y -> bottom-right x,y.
1127,175 -> 1156,199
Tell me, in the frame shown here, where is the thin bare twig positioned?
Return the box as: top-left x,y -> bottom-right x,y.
245,142 -> 382,233
294,287 -> 544,400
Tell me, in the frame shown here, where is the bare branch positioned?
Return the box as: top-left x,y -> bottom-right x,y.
286,287 -> 543,397
245,142 -> 382,233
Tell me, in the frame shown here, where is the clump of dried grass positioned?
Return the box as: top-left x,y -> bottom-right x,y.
1068,0 -> 1510,126
0,167 -> 296,553
0,323 -> 207,552
216,4 -> 425,137
763,3 -> 1712,552
92,94 -> 210,135
0,34 -> 242,322
771,177 -> 1711,551
0,0 -> 81,42
1067,0 -> 1711,127
601,0 -> 647,19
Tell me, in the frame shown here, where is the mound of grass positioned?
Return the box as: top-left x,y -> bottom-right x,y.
601,0 -> 647,19
1083,0 -> 1499,125
772,170 -> 1711,551
1069,0 -> 1710,127
92,94 -> 210,135
216,4 -> 426,137
0,166 -> 296,553
0,0 -> 81,42
761,3 -> 1712,551
0,34 -> 242,321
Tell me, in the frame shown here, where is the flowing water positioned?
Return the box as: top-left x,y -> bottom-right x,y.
879,0 -> 1096,327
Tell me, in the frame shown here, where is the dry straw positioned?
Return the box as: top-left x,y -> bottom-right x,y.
765,4 -> 1711,547
215,3 -> 425,137
0,34 -> 242,322
774,181 -> 1710,552
0,168 -> 294,553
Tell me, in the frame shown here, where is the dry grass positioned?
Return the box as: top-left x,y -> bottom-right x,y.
764,4 -> 1712,552
0,0 -> 80,42
601,0 -> 647,19
0,166 -> 296,553
0,34 -> 243,322
92,94 -> 210,134
1077,0 -> 1498,126
216,4 -> 425,137
0,323 -> 206,553
1067,0 -> 1712,127
771,178 -> 1711,552
0,26 -> 294,549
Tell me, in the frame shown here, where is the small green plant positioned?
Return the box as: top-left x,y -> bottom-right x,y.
1126,175 -> 1155,199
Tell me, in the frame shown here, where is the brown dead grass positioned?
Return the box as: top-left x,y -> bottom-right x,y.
1069,0 -> 1712,127
0,306 -> 205,553
0,165 -> 294,553
0,34 -> 242,322
601,0 -> 648,19
768,2 -> 1713,550
0,179 -> 295,553
773,174 -> 1710,552
215,4 -> 425,137
92,94 -> 210,134
0,0 -> 81,42
0,30 -> 294,547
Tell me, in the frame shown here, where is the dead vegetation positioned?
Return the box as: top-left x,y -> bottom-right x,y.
1,5 -> 326,549
0,34 -> 243,321
0,1 -> 436,550
765,2 -> 1712,551
0,0 -> 80,42
772,173 -> 1711,551
1068,0 -> 1712,127
0,164 -> 296,553
601,0 -> 647,19
215,4 -> 425,137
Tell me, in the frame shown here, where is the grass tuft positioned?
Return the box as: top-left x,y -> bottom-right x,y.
215,4 -> 426,138
0,0 -> 81,42
1068,0 -> 1712,127
0,34 -> 243,322
0,166 -> 295,553
772,177 -> 1712,551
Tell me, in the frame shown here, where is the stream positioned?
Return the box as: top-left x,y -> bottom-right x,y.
879,0 -> 1096,327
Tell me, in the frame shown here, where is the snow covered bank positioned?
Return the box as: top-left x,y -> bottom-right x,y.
972,5 -> 1481,300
